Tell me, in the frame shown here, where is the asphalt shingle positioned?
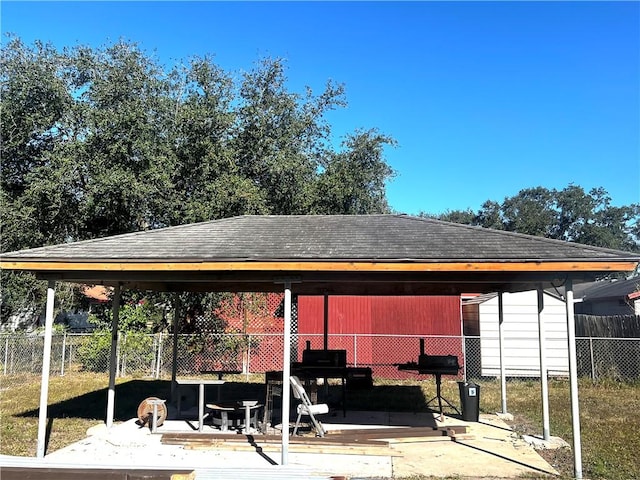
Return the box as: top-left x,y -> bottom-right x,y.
1,214 -> 637,264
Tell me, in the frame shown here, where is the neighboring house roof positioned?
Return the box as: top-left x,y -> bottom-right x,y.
80,285 -> 112,303
571,277 -> 640,302
1,215 -> 638,295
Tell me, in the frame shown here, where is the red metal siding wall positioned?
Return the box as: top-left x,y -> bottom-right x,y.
369,296 -> 461,370
297,296 -> 462,366
329,297 -> 373,363
298,296 -> 375,333
297,296 -> 374,364
297,296 -> 325,333
298,295 -> 461,335
371,296 -> 461,335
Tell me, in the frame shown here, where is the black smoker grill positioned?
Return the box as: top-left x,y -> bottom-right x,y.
301,348 -> 347,368
291,343 -> 349,416
397,339 -> 461,420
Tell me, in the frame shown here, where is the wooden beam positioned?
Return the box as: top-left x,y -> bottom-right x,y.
2,260 -> 637,273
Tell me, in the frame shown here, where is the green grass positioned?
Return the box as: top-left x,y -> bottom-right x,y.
460,377 -> 640,480
1,373 -> 639,480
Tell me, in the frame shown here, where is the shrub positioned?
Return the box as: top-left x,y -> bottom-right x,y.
76,329 -> 111,372
76,302 -> 161,373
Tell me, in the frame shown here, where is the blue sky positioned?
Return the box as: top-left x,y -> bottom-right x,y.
2,1 -> 639,215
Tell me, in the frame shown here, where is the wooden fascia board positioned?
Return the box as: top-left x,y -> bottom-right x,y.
1,259 -> 637,273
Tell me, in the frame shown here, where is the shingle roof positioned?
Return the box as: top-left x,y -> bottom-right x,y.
571,278 -> 640,301
1,214 -> 637,263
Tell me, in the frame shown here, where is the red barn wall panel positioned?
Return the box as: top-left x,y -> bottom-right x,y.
329,296 -> 373,334
298,296 -> 374,364
296,295 -> 462,370
370,296 -> 462,370
298,296 -> 374,334
297,296 -> 325,333
371,296 -> 461,335
330,296 -> 373,364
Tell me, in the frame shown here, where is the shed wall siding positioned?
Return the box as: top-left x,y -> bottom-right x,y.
479,291 -> 569,377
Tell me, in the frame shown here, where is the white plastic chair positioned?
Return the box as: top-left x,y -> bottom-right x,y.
290,375 -> 329,437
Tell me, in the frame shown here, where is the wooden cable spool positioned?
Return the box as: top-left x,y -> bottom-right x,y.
137,396 -> 167,427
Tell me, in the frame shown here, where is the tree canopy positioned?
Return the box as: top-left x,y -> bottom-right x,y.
430,185 -> 640,253
1,36 -> 397,318
1,37 -> 397,250
2,37 -> 638,323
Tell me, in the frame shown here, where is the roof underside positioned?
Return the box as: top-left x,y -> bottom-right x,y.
1,215 -> 638,295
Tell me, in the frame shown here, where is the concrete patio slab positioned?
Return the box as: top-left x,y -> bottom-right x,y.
34,411 -> 558,479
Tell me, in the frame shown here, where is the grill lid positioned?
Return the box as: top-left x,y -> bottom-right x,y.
301,349 -> 347,368
418,354 -> 459,369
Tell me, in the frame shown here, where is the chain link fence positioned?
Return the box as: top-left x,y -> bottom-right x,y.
576,337 -> 640,381
1,332 -> 638,384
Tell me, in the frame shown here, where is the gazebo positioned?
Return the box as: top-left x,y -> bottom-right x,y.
1,214 -> 638,479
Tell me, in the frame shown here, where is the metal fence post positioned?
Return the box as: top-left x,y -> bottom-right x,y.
10,337 -> 15,374
116,332 -> 122,378
461,334 -> 467,380
151,334 -> 157,378
31,339 -> 36,373
4,337 -> 8,376
122,332 -> 127,377
353,334 -> 358,367
589,337 -> 595,381
60,332 -> 67,376
246,334 -> 252,378
156,332 -> 163,379
68,335 -> 74,371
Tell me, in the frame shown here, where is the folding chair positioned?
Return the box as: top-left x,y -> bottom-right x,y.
290,375 -> 329,437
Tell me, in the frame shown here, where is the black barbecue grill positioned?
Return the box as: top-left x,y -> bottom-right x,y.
292,344 -> 348,416
397,339 -> 461,420
301,348 -> 347,368
415,354 -> 460,375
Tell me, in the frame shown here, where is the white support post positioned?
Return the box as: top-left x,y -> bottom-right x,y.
106,285 -> 121,428
281,281 -> 292,465
36,280 -> 56,458
565,278 -> 583,479
171,294 -> 180,403
498,292 -> 507,414
537,287 -> 550,441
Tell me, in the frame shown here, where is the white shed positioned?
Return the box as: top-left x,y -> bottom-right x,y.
466,290 -> 569,377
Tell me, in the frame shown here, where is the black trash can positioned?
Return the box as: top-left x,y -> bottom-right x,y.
458,381 -> 480,422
